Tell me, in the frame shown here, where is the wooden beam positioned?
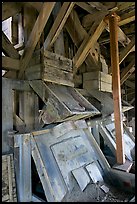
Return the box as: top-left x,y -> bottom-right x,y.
75,2 -> 95,14
121,59 -> 135,85
18,2 -> 56,79
2,2 -> 22,21
65,10 -> 100,69
73,13 -> 107,70
2,31 -> 20,59
109,13 -> 125,164
83,10 -> 135,30
119,11 -> 135,26
2,56 -> 19,71
27,2 -> 43,12
109,36 -> 135,73
125,80 -> 135,89
44,2 -> 74,50
88,2 -> 108,11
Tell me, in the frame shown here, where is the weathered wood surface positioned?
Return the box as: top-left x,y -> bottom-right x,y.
2,2 -> 22,21
44,2 -> 74,50
2,56 -> 19,71
109,13 -> 125,164
29,80 -> 100,124
73,12 -> 107,70
83,71 -> 112,93
2,154 -> 17,202
18,2 -> 56,79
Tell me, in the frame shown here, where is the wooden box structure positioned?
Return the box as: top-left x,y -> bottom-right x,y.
83,71 -> 112,92
30,80 -> 100,124
26,50 -> 74,87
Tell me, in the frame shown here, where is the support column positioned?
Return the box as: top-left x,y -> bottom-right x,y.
109,13 -> 125,164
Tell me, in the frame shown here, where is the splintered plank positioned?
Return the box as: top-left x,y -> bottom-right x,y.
18,2 -> 56,79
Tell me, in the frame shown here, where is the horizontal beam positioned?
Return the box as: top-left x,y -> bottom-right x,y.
18,2 -> 56,79
2,56 -> 19,70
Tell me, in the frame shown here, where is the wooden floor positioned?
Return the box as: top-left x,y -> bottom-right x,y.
2,154 -> 17,202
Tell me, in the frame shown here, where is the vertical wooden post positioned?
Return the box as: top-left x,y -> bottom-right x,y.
109,13 -> 125,164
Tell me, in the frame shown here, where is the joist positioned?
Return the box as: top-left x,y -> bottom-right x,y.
2,31 -> 20,59
18,2 -> 56,79
2,56 -> 19,71
121,59 -> 135,85
2,2 -> 22,21
109,13 -> 125,164
73,13 -> 107,69
88,2 -> 108,11
44,2 -> 74,50
116,2 -> 135,12
109,36 -> 135,74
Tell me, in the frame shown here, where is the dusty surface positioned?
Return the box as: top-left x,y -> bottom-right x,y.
62,181 -> 134,202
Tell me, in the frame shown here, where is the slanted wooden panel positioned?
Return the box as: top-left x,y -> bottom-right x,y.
2,56 -> 19,71
44,2 -> 74,50
109,13 -> 125,164
18,2 -> 56,79
2,2 -> 22,21
73,13 -> 107,70
121,59 -> 135,85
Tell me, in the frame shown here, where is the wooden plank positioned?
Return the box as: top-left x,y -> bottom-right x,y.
44,2 -> 74,50
27,2 -> 43,12
44,50 -> 72,68
53,2 -> 65,56
2,56 -> 19,70
83,10 -> 135,29
83,71 -> 112,83
75,2 -> 95,14
2,31 -> 20,59
2,2 -> 22,21
120,59 -> 135,85
83,80 -> 112,93
119,11 -> 135,26
18,2 -> 56,79
125,80 -> 135,89
65,10 -> 100,69
88,2 -> 108,11
43,65 -> 74,87
73,13 -> 107,70
109,13 -> 125,164
109,36 -> 135,74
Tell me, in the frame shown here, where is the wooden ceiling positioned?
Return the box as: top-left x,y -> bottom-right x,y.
2,2 -> 135,103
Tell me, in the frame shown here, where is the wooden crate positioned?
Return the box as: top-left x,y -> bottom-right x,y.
26,50 -> 74,87
83,71 -> 112,92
